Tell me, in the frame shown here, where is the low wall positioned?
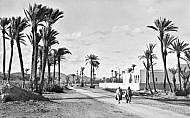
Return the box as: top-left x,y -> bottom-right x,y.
99,82 -> 177,91
99,82 -> 140,90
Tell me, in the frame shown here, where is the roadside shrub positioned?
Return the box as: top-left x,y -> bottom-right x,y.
44,84 -> 63,93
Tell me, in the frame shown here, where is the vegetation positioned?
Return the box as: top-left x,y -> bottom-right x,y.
86,54 -> 100,88
147,17 -> 178,92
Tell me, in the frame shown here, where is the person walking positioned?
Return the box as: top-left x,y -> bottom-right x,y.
125,86 -> 132,103
115,87 -> 122,104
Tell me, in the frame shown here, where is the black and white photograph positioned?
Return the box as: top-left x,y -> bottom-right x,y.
0,0 -> 189,117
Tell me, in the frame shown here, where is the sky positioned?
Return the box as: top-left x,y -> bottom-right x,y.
0,0 -> 189,78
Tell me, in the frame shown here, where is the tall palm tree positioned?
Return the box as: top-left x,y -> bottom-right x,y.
81,67 -> 85,87
147,17 -> 178,92
85,54 -> 99,87
169,67 -> 177,91
38,27 -> 59,95
57,47 -> 71,86
24,3 -> 48,91
0,17 -> 10,81
169,39 -> 190,90
92,60 -> 100,84
26,32 -> 42,89
7,22 -> 14,82
146,43 -> 157,92
11,17 -> 28,88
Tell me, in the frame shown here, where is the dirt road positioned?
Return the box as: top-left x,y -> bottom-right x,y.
71,87 -> 189,118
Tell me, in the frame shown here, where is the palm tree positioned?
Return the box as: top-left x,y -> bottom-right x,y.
85,54 -> 99,87
92,60 -> 100,84
146,43 -> 157,92
147,17 -> 178,92
24,3 -> 48,91
169,67 -> 177,91
114,71 -> 118,83
57,47 -> 71,86
169,39 -> 190,90
127,68 -> 133,83
139,50 -> 151,90
7,21 -> 14,82
122,71 -> 125,81
70,74 -> 76,86
81,67 -> 85,87
50,49 -> 58,80
38,27 -> 59,95
0,17 -> 10,81
180,67 -> 190,91
11,17 -> 28,88
111,70 -> 114,82
181,50 -> 190,69
131,64 -> 136,73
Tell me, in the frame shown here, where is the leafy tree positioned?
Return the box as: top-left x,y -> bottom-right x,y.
147,18 -> 178,92
0,17 -> 10,81
169,39 -> 190,90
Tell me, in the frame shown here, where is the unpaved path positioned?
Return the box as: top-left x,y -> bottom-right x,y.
72,87 -> 189,118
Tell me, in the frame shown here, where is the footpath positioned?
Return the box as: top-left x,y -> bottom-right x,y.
71,87 -> 189,118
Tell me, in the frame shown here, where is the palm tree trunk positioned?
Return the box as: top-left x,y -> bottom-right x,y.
39,47 -> 48,95
150,56 -> 157,92
58,56 -> 61,86
16,40 -> 25,88
2,30 -> 6,81
30,46 -> 34,90
53,55 -> 56,80
177,55 -> 182,90
32,27 -> 39,92
7,40 -> 14,82
90,63 -> 93,87
163,57 -> 173,92
47,58 -> 51,84
147,71 -> 153,94
81,72 -> 84,87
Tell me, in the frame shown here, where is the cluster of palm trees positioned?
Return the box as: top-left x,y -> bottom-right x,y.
139,17 -> 190,93
0,3 -> 72,95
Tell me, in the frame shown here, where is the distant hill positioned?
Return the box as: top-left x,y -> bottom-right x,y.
0,71 -> 91,83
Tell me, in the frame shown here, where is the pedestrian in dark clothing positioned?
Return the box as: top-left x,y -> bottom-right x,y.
125,86 -> 132,103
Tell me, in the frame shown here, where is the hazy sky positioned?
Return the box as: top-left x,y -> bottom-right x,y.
0,0 -> 189,78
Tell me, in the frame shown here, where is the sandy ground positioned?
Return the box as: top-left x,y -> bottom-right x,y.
0,86 -> 189,118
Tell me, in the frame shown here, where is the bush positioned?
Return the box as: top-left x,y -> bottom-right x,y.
175,89 -> 189,96
44,84 -> 63,93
